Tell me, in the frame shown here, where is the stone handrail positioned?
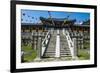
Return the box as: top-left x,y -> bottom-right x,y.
41,31 -> 51,56
64,29 -> 75,59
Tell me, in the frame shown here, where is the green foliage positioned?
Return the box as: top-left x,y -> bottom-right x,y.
83,42 -> 90,49
78,49 -> 90,60
24,50 -> 37,62
21,44 -> 37,62
22,44 -> 32,52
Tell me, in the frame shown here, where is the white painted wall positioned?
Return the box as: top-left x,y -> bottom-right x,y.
0,0 -> 99,73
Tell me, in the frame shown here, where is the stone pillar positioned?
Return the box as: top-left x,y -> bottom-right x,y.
63,28 -> 65,35
21,51 -> 24,62
38,37 -> 42,58
32,33 -> 37,51
73,38 -> 77,57
32,32 -> 35,50
32,36 -> 34,50
35,37 -> 42,61
81,38 -> 84,49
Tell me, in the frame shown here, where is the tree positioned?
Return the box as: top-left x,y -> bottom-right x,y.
82,19 -> 90,25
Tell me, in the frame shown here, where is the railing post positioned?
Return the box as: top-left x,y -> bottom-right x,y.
73,38 -> 77,57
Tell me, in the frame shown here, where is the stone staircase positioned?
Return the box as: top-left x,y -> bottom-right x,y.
60,30 -> 72,57
44,30 -> 56,58
43,30 -> 72,58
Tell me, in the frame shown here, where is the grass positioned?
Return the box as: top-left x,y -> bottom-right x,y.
21,44 -> 37,62
22,44 -> 33,52
78,42 -> 90,60
21,44 -> 90,62
24,50 -> 37,62
78,49 -> 90,60
83,43 -> 90,49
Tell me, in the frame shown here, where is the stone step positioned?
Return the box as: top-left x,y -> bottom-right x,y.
46,50 -> 55,52
44,30 -> 72,58
60,50 -> 71,52
47,48 -> 54,50
46,51 -> 55,54
44,55 -> 55,57
45,53 -> 55,55
61,51 -> 70,52
61,55 -> 72,57
60,30 -> 72,57
60,51 -> 70,53
46,51 -> 55,53
60,52 -> 71,54
44,33 -> 56,57
46,48 -> 55,50
44,53 -> 55,56
60,54 -> 71,56
47,47 -> 55,49
60,49 -> 70,51
48,45 -> 55,47
46,50 -> 70,53
46,49 -> 55,50
43,54 -> 55,57
60,48 -> 69,50
61,54 -> 71,56
47,46 -> 55,48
